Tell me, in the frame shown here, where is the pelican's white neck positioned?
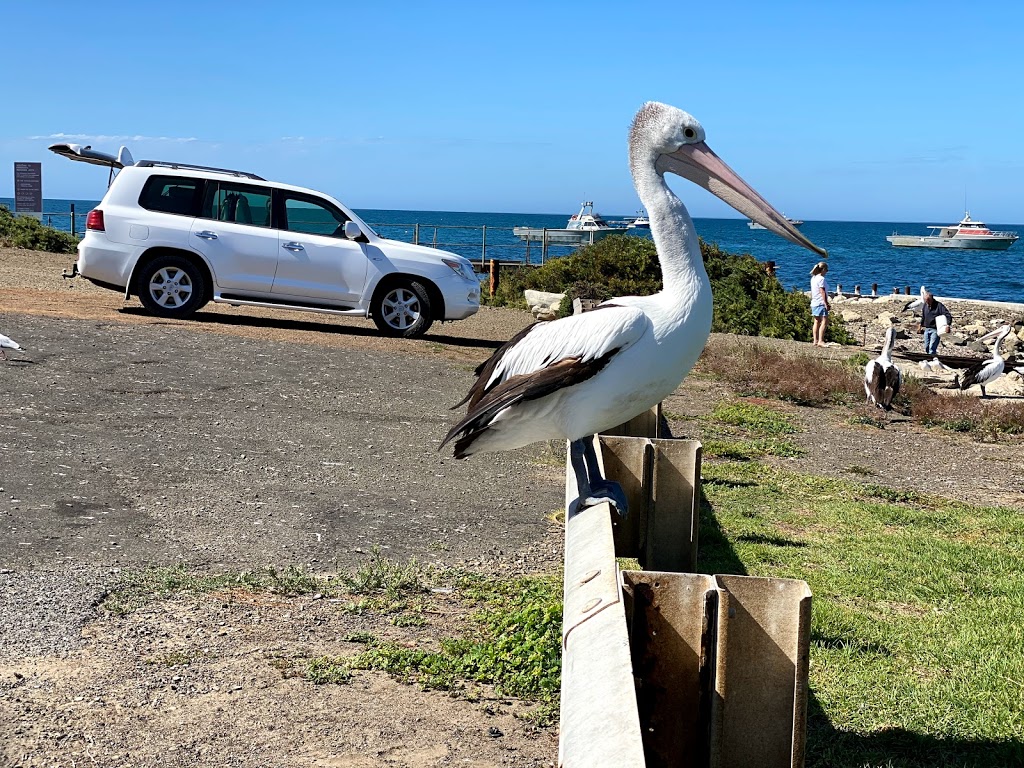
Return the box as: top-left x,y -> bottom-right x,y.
630,155 -> 710,300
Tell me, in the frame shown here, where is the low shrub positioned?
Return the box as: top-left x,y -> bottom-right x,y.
904,381 -> 1024,437
697,338 -> 862,406
0,205 -> 79,254
486,236 -> 854,343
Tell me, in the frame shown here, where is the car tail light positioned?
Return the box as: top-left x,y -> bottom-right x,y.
86,209 -> 105,231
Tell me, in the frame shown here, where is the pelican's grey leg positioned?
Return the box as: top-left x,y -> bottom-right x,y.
567,437 -> 629,519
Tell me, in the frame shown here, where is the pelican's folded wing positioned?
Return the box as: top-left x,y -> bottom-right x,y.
454,305 -> 649,410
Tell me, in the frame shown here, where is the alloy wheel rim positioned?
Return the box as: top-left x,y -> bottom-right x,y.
149,267 -> 193,308
381,288 -> 421,330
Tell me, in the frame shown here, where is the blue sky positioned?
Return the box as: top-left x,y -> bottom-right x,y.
2,0 -> 1022,222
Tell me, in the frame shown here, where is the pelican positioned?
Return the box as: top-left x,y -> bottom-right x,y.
0,332 -> 24,361
441,102 -> 825,516
957,324 -> 1012,398
864,327 -> 902,410
903,285 -> 927,313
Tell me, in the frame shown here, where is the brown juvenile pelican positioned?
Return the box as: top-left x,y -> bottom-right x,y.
864,326 -> 902,410
441,102 -> 825,517
957,324 -> 1012,397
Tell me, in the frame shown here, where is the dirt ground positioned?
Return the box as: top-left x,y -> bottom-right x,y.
2,248 -> 1022,767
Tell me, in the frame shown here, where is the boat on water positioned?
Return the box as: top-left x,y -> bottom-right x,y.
627,210 -> 650,229
749,215 -> 802,230
513,201 -> 622,244
886,212 -> 1018,250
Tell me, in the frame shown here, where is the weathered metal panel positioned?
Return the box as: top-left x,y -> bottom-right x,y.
623,571 -> 717,768
604,403 -> 663,438
709,575 -> 813,768
647,439 -> 702,573
597,435 -> 651,560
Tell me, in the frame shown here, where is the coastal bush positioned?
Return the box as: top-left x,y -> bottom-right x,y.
486,236 -> 854,343
0,205 -> 79,254
902,379 -> 1024,437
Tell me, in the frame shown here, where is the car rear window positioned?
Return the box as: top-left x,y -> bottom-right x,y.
139,176 -> 202,216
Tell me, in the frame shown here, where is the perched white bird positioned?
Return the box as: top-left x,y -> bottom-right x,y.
957,325 -> 1012,398
903,285 -> 928,313
441,102 -> 825,516
0,332 -> 24,360
864,327 -> 902,410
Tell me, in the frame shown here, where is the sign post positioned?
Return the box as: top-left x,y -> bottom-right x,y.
14,162 -> 43,219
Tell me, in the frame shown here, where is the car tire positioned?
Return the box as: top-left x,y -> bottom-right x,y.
371,279 -> 434,338
137,254 -> 209,319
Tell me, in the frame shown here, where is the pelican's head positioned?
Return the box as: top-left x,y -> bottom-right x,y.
629,102 -> 826,258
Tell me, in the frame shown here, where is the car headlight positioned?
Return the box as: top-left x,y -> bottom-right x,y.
442,258 -> 477,281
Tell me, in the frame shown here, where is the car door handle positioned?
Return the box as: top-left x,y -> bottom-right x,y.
195,230 -> 218,240
282,242 -> 304,252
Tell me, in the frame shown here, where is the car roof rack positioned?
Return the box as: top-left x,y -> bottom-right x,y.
134,160 -> 265,181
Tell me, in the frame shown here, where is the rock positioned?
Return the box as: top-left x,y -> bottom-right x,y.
984,375 -> 1024,397
524,290 -> 565,321
893,329 -> 910,340
876,312 -> 896,325
944,333 -> 968,347
961,323 -> 988,335
840,310 -> 862,322
968,342 -> 990,354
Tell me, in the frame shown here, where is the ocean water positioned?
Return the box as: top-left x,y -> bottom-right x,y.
3,197 -> 1022,303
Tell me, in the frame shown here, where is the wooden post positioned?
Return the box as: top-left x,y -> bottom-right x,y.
871,283 -> 878,297
70,202 -> 76,237
489,259 -> 500,298
854,284 -> 861,296
905,285 -> 911,295
542,229 -> 549,265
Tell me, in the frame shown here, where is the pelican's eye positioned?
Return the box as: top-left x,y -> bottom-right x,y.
683,127 -> 697,140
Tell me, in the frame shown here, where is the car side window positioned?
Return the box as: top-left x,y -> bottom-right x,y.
201,182 -> 273,228
282,194 -> 349,237
138,176 -> 202,216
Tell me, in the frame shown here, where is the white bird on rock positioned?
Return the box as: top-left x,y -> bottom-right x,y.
441,102 -> 826,517
0,332 -> 24,361
864,327 -> 902,410
957,324 -> 1012,398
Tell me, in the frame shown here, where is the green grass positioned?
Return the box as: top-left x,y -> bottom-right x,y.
702,436 -> 805,459
304,571 -> 563,725
708,400 -> 798,435
699,460 -> 1024,766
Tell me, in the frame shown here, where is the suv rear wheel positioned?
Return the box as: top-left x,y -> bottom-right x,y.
371,279 -> 433,338
137,254 -> 209,319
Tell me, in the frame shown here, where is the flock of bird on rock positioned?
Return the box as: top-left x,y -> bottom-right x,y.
1,103 -> 1018,518
863,285 -> 1021,411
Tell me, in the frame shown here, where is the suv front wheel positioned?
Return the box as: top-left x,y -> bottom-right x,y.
137,254 -> 209,319
371,279 -> 433,338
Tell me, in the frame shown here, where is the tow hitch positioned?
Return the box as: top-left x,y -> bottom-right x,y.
61,263 -> 79,279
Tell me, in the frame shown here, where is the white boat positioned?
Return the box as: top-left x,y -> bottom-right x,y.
513,201 -> 621,244
749,215 -> 802,230
886,212 -> 1018,250
626,210 -> 650,229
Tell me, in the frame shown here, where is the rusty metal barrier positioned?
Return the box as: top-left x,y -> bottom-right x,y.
558,408 -> 812,768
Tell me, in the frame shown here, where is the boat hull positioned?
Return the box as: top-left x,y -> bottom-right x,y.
886,235 -> 1017,250
512,227 -> 621,244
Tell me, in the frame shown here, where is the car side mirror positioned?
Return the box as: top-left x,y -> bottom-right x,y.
343,221 -> 361,240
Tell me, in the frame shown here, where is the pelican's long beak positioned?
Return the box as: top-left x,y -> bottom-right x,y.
658,141 -> 827,257
979,325 -> 1010,343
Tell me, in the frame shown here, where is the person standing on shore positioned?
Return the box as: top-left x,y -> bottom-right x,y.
809,261 -> 830,347
918,292 -> 953,355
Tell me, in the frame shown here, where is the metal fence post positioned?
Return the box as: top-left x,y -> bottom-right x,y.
481,225 -> 487,268
70,203 -> 76,237
413,223 -> 420,245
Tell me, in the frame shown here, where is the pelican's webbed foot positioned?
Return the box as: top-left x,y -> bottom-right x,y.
567,437 -> 630,520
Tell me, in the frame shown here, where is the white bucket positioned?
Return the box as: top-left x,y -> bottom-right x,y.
936,315 -> 949,335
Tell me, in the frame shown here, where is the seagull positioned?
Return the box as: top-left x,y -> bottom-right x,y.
441,102 -> 825,517
957,324 -> 1012,398
0,332 -> 24,361
864,327 -> 902,410
903,285 -> 927,312
918,356 -> 955,373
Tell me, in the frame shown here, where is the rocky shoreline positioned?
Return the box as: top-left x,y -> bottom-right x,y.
832,291 -> 1024,396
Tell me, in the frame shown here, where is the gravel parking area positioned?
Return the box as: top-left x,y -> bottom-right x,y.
1,247 -> 563,766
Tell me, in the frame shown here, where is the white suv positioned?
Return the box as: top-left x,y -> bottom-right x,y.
51,145 -> 480,337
